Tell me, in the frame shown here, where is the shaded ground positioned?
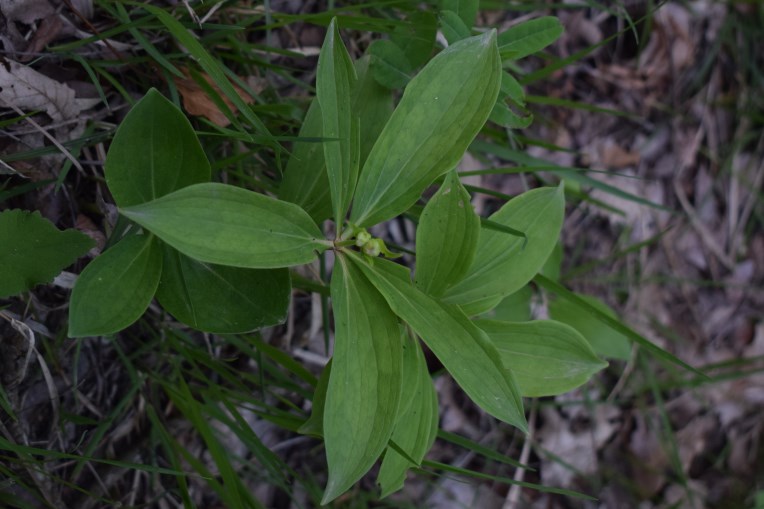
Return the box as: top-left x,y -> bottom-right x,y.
1,1 -> 762,508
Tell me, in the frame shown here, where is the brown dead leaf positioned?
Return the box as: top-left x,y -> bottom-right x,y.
174,67 -> 258,127
600,139 -> 641,168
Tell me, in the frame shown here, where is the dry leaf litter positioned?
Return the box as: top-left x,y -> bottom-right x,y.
1,1 -> 762,508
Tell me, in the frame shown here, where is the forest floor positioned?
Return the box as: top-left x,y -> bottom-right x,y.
1,1 -> 762,508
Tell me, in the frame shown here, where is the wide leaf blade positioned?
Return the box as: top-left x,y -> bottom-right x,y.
155,245 -> 290,333
477,319 -> 607,397
68,234 -> 161,337
535,273 -> 704,377
415,171 -> 479,297
390,10 -> 437,68
498,17 -> 564,61
353,55 -> 394,166
121,183 -> 329,269
549,294 -> 631,360
279,99 -> 332,224
347,253 -> 527,431
322,255 -> 403,504
299,359 -> 332,437
0,209 -> 94,298
444,185 -> 564,311
440,10 -> 471,44
440,0 -> 479,28
368,39 -> 413,90
105,88 -> 211,207
317,17 -> 358,226
350,30 -> 501,227
377,338 -> 438,497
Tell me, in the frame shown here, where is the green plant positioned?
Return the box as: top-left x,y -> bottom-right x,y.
0,209 -> 94,298
56,11 -> 694,505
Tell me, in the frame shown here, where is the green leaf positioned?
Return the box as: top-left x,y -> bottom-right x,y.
477,319 -> 608,397
480,285 -> 532,322
347,253 -> 527,431
351,30 -> 501,227
489,102 -> 533,129
299,359 -> 331,437
440,10 -> 471,44
121,183 -> 329,269
459,294 -> 504,317
540,241 -> 563,281
439,0 -> 479,28
322,255 -> 403,504
415,171 -> 479,297
498,17 -> 564,61
470,140 -> 671,212
68,234 -> 162,337
317,17 -> 359,226
368,39 -> 413,90
390,10 -> 437,68
501,71 -> 526,106
491,69 -> 531,129
549,294 -> 631,360
0,209 -> 94,298
444,185 -> 565,312
353,56 -> 394,166
155,245 -> 290,333
104,89 -> 210,208
377,338 -> 438,498
279,99 -> 332,224
534,274 -> 705,377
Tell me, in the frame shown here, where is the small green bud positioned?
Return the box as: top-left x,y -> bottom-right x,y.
355,230 -> 372,247
362,238 -> 382,257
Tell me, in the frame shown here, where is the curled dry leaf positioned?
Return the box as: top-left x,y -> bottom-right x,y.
173,67 -> 260,127
0,60 -> 99,121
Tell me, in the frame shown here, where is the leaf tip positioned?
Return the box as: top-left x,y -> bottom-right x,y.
320,478 -> 346,506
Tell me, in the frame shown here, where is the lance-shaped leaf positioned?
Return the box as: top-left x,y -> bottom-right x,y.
69,234 -> 161,337
347,253 -> 527,431
415,171 -> 479,297
440,10 -> 471,44
480,285 -> 533,322
498,17 -> 564,61
350,30 -> 501,227
0,209 -> 94,298
121,183 -> 329,269
105,88 -> 211,207
317,17 -> 359,225
155,245 -> 290,333
477,319 -> 608,397
390,10 -> 437,68
299,360 -> 332,437
368,39 -> 413,90
549,295 -> 631,360
440,0 -> 479,28
322,255 -> 404,504
353,56 -> 394,166
444,185 -> 564,312
279,99 -> 332,224
394,333 -> 423,419
377,338 -> 438,497
501,71 -> 526,106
